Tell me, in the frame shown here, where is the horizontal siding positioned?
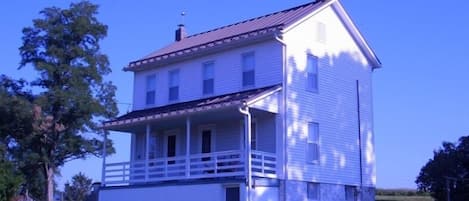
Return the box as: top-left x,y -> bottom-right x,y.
132,40 -> 282,110
132,114 -> 277,158
283,6 -> 375,186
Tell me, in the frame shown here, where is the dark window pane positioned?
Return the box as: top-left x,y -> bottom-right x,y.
169,86 -> 179,101
243,70 -> 254,87
226,187 -> 240,201
203,79 -> 214,94
167,135 -> 176,164
146,91 -> 155,105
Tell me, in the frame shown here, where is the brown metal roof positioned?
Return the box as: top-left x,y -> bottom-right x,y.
125,1 -> 325,71
104,84 -> 282,128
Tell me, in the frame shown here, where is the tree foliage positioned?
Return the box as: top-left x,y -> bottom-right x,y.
0,1 -> 117,200
416,136 -> 469,201
63,172 -> 92,201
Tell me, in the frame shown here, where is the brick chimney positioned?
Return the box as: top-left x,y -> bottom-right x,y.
175,24 -> 186,42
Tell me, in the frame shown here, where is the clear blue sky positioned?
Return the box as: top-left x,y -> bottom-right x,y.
1,0 -> 469,190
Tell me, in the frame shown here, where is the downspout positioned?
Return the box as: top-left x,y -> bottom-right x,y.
239,104 -> 252,201
274,33 -> 287,201
356,80 -> 364,200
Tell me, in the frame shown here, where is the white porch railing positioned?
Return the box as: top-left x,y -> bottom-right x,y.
104,150 -> 277,186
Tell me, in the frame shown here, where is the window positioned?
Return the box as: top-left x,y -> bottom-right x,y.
306,54 -> 318,92
307,122 -> 319,163
203,62 -> 214,95
316,21 -> 326,43
168,69 -> 179,101
145,74 -> 156,105
225,186 -> 240,201
242,52 -> 255,87
345,186 -> 357,201
307,182 -> 320,201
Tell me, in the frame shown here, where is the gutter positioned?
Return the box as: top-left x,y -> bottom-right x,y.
238,103 -> 252,201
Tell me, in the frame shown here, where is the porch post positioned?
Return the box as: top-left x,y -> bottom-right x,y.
185,117 -> 191,177
101,129 -> 107,186
145,124 -> 151,182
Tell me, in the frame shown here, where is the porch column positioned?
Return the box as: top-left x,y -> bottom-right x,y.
101,129 -> 107,186
145,124 -> 151,182
185,117 -> 191,177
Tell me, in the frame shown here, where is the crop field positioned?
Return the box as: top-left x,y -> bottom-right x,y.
376,195 -> 434,201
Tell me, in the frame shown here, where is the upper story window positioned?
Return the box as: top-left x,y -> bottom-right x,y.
307,122 -> 319,164
242,52 -> 255,87
168,69 -> 179,101
145,74 -> 156,105
202,62 -> 214,95
306,54 -> 319,92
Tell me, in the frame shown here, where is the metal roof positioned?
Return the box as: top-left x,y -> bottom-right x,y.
103,84 -> 282,129
125,1 -> 324,71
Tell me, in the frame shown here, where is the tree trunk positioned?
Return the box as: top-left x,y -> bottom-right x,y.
44,164 -> 55,201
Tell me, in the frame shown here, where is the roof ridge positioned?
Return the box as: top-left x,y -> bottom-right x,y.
185,1 -> 318,39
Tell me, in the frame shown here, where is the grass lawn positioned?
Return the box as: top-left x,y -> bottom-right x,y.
376,195 -> 434,201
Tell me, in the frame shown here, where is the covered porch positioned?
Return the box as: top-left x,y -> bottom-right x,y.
102,85 -> 282,186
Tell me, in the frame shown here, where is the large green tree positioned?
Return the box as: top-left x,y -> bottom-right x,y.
63,172 -> 92,201
416,136 -> 469,201
1,1 -> 118,201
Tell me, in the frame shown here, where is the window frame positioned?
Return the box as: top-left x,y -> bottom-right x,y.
168,69 -> 180,101
345,185 -> 357,201
306,54 -> 319,93
145,74 -> 156,106
241,52 -> 255,88
307,122 -> 320,164
202,61 -> 215,95
307,182 -> 320,201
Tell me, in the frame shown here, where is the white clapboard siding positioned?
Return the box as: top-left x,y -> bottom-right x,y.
283,6 -> 375,187
132,40 -> 282,110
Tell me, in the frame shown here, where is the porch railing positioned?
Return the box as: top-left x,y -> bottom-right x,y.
104,150 -> 277,186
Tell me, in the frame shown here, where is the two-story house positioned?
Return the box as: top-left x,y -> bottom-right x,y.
99,0 -> 381,201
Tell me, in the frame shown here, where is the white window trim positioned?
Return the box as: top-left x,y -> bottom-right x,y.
202,61 -> 215,96
145,74 -> 157,106
307,122 -> 320,164
241,52 -> 255,88
198,124 -> 216,153
163,129 -> 180,157
306,54 -> 319,93
168,69 -> 180,102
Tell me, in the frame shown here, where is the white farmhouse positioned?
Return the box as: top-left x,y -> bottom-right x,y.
100,0 -> 381,200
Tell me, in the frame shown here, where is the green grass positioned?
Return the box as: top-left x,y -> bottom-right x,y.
376,195 -> 434,201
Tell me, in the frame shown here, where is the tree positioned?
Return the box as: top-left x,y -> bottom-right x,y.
63,172 -> 92,201
416,136 -> 469,201
0,152 -> 24,201
1,1 -> 118,201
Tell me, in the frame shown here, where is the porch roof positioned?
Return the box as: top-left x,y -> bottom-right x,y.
103,84 -> 281,129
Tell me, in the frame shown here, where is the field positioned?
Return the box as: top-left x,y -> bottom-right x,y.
376,195 -> 434,201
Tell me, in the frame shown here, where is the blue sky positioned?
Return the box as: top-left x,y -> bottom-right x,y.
1,0 -> 469,190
